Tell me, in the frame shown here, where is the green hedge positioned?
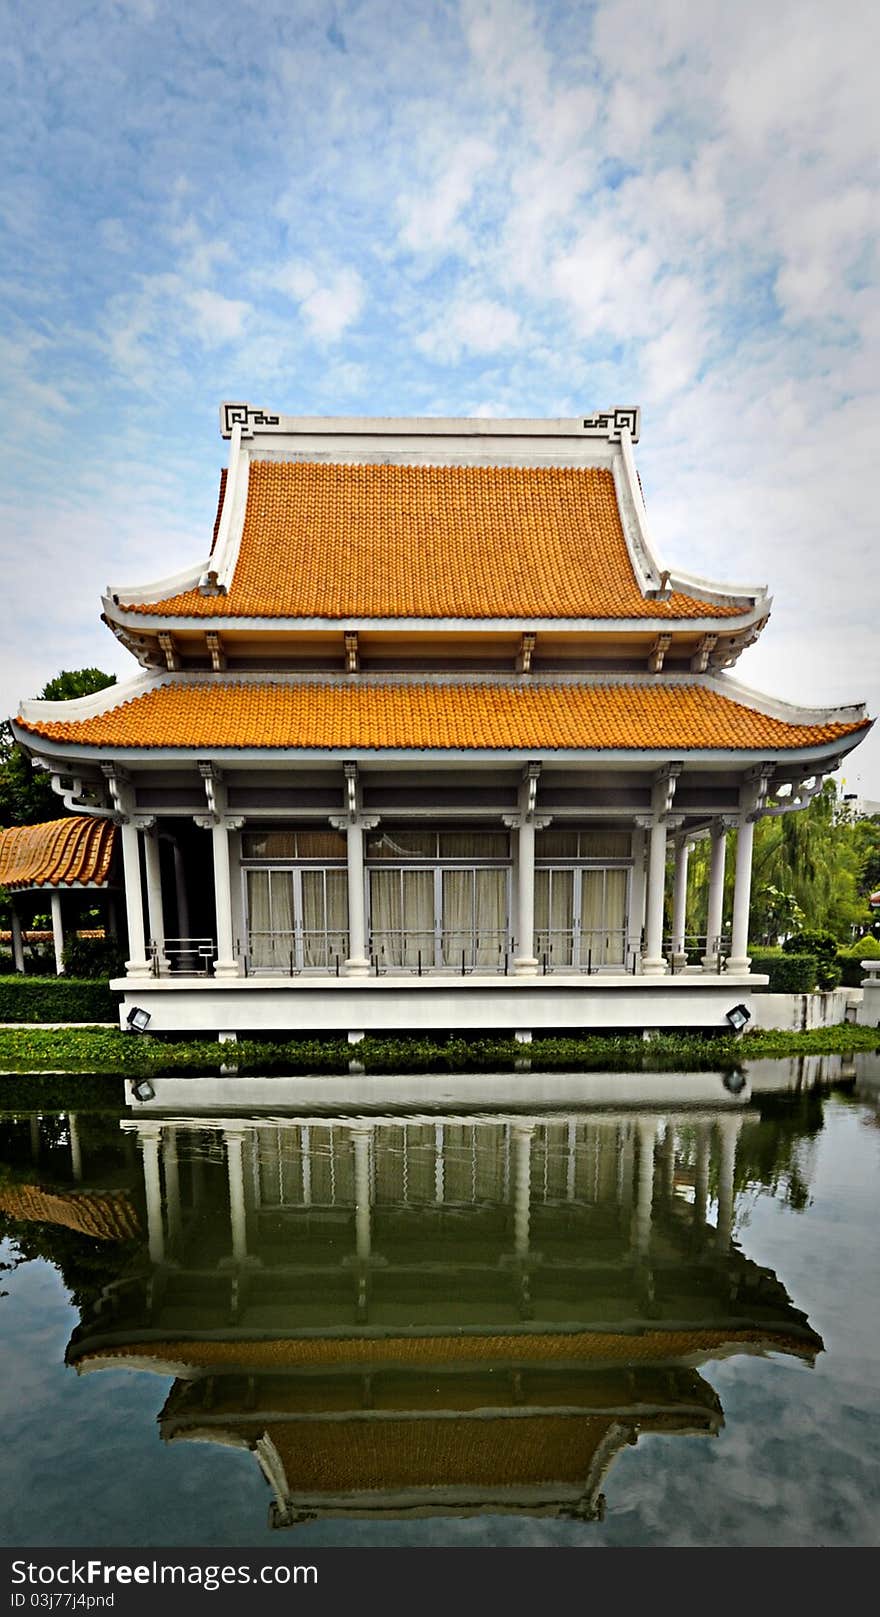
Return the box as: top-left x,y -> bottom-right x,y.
837,937 -> 880,987
0,976 -> 119,1024
749,950 -> 818,993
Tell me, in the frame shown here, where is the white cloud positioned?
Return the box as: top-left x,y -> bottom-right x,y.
416,295 -> 522,359
185,288 -> 251,344
268,261 -> 365,343
397,137 -> 497,255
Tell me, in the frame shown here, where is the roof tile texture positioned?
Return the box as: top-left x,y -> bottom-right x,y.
19,681 -> 866,752
125,461 -> 743,621
0,816 -> 116,890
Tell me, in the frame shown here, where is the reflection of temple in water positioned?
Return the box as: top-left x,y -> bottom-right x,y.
62,1097 -> 823,1526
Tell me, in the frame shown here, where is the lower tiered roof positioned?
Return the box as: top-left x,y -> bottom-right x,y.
17,678 -> 870,754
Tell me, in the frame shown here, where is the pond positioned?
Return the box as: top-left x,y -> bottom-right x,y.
1,1053 -> 879,1548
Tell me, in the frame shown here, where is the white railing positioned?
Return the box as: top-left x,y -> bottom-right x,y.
151,937 -> 216,976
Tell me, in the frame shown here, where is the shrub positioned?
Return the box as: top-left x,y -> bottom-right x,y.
749,950 -> 818,993
61,936 -> 126,979
782,930 -> 839,964
841,933 -> 880,958
0,976 -> 119,1024
837,935 -> 880,986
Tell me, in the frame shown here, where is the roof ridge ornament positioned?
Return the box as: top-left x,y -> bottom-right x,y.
221,403 -> 281,439
581,407 -> 640,442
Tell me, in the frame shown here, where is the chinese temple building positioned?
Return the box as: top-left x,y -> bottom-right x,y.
12,403 -> 871,1036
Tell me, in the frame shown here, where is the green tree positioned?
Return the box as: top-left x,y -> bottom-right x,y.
686,780 -> 872,946
0,669 -> 116,829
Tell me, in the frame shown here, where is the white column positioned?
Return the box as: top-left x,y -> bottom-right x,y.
68,1113 -> 83,1182
164,1125 -> 182,1251
693,1121 -> 711,1230
513,821 -> 539,975
702,823 -> 728,972
212,821 -> 239,977
633,1118 -> 656,1258
172,841 -> 190,943
225,1127 -> 249,1263
659,1120 -> 676,1199
627,825 -> 647,966
331,813 -> 376,976
669,836 -> 690,966
50,891 -> 65,975
512,1123 -> 534,1259
345,821 -> 370,975
139,1124 -> 165,1265
434,1122 -> 445,1204
617,1121 -> 634,1218
120,821 -> 150,977
351,1126 -> 372,1262
10,906 -> 25,973
642,819 -> 669,974
301,1124 -> 312,1206
714,1115 -> 741,1250
728,816 -> 755,973
143,828 -> 168,972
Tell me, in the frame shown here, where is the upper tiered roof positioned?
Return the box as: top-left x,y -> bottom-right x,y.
120,461 -> 744,623
101,405 -> 771,673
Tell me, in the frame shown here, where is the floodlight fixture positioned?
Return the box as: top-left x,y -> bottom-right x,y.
126,1006 -> 152,1034
130,1078 -> 156,1103
725,1003 -> 751,1034
722,1068 -> 747,1095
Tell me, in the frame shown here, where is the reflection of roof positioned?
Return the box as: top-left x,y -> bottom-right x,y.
74,1325 -> 820,1374
119,462 -> 744,623
265,1413 -> 617,1492
19,680 -> 869,753
0,1184 -> 139,1240
0,817 -> 115,890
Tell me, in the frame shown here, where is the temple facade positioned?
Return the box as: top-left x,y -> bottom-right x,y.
12,403 -> 871,1036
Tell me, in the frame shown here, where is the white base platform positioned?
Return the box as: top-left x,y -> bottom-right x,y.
112,971 -> 767,1036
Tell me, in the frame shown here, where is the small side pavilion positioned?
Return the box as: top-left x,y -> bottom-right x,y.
0,816 -> 118,974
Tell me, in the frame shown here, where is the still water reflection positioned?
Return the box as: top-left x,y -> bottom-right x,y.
1,1055 -> 879,1546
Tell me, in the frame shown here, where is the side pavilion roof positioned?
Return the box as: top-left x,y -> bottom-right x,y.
0,816 -> 116,891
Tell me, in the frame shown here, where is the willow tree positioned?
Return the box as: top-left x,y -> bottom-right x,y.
685,781 -> 871,946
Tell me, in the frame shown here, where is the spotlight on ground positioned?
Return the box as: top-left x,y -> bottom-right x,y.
725,1002 -> 751,1034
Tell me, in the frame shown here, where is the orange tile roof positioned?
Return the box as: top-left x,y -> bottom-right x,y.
81,1325 -> 817,1372
264,1413 -> 615,1490
123,462 -> 744,621
18,680 -> 868,753
0,1184 -> 139,1241
0,816 -> 116,890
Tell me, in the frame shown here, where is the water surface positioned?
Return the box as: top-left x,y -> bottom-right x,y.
1,1054 -> 879,1547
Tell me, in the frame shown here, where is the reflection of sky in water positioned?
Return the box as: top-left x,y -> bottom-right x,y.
1,1086 -> 878,1548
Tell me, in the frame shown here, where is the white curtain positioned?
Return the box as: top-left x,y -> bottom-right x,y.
370,868 -> 433,966
535,868 -> 574,966
301,869 -> 349,968
441,868 -> 507,968
247,869 -> 295,969
580,869 -> 627,965
247,869 -> 272,968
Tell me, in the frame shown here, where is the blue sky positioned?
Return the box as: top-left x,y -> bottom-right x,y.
2,0 -> 878,794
